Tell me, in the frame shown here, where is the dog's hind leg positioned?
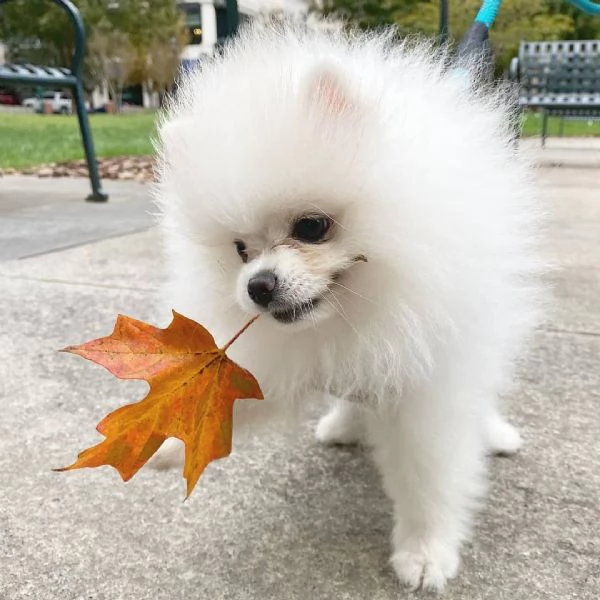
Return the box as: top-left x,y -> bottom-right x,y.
315,396 -> 364,445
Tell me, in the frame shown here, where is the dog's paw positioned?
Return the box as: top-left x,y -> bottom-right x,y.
148,438 -> 184,470
315,407 -> 362,445
486,414 -> 522,456
390,542 -> 459,593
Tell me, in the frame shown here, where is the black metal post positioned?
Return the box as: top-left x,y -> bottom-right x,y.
73,80 -> 108,201
60,0 -> 108,201
439,0 -> 449,44
226,0 -> 239,37
0,0 -> 108,201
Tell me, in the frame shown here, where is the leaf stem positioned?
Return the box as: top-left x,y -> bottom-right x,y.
220,315 -> 260,353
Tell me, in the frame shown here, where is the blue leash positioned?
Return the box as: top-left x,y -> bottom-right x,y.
474,0 -> 503,28
457,0 -> 600,77
472,0 -> 600,32
564,0 -> 600,15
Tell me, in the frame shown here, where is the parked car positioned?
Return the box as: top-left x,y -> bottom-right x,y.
22,91 -> 72,114
0,89 -> 20,105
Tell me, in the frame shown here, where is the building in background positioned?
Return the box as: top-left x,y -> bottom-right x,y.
120,1 -> 306,107
0,1 -> 309,110
177,0 -> 307,69
177,0 -> 255,70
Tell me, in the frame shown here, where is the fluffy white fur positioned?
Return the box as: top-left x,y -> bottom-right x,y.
153,23 -> 544,592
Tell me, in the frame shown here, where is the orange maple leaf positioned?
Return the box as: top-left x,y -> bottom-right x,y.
57,311 -> 262,497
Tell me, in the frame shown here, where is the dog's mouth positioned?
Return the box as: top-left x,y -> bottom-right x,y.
269,297 -> 322,323
261,257 -> 367,325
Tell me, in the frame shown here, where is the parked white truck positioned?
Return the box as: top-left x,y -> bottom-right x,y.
22,91 -> 72,114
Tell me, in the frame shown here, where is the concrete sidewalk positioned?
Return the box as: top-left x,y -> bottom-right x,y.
0,177 -> 153,260
1,145 -> 599,600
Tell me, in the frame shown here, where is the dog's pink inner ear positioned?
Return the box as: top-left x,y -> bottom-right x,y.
310,68 -> 353,116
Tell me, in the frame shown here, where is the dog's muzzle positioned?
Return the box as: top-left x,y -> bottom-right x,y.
247,269 -> 321,323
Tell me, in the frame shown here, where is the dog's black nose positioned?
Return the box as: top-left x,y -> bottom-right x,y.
247,270 -> 277,307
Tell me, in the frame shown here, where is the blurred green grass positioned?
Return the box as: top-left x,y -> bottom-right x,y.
0,110 -> 599,169
520,112 -> 600,138
0,112 -> 157,169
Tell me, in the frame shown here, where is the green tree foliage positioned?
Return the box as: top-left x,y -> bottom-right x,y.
311,0 -> 599,71
87,27 -> 136,109
315,0 -> 409,29
545,0 -> 600,39
103,0 -> 187,85
0,0 -> 74,66
0,0 -> 186,89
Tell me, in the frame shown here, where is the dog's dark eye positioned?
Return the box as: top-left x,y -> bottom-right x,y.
292,216 -> 331,243
234,239 -> 248,263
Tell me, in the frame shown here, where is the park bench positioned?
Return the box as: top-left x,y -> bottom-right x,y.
0,0 -> 108,201
510,40 -> 600,146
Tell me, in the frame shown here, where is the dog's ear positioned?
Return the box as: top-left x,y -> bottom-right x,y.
305,61 -> 356,117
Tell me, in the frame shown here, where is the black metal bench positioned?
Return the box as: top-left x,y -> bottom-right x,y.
510,40 -> 600,146
0,0 -> 108,201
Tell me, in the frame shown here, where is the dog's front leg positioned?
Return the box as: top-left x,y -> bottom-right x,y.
366,390 -> 487,592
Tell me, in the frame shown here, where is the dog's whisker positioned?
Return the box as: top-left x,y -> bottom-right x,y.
328,289 -> 346,316
307,299 -> 318,329
322,294 -> 346,323
327,290 -> 370,343
329,280 -> 375,304
324,290 -> 360,336
307,203 -> 347,231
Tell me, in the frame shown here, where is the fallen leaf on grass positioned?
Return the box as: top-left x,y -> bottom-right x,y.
57,311 -> 262,497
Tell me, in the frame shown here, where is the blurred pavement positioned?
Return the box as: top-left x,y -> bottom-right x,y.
1,139 -> 599,600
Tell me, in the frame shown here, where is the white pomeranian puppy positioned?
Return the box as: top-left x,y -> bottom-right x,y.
153,23 -> 544,592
